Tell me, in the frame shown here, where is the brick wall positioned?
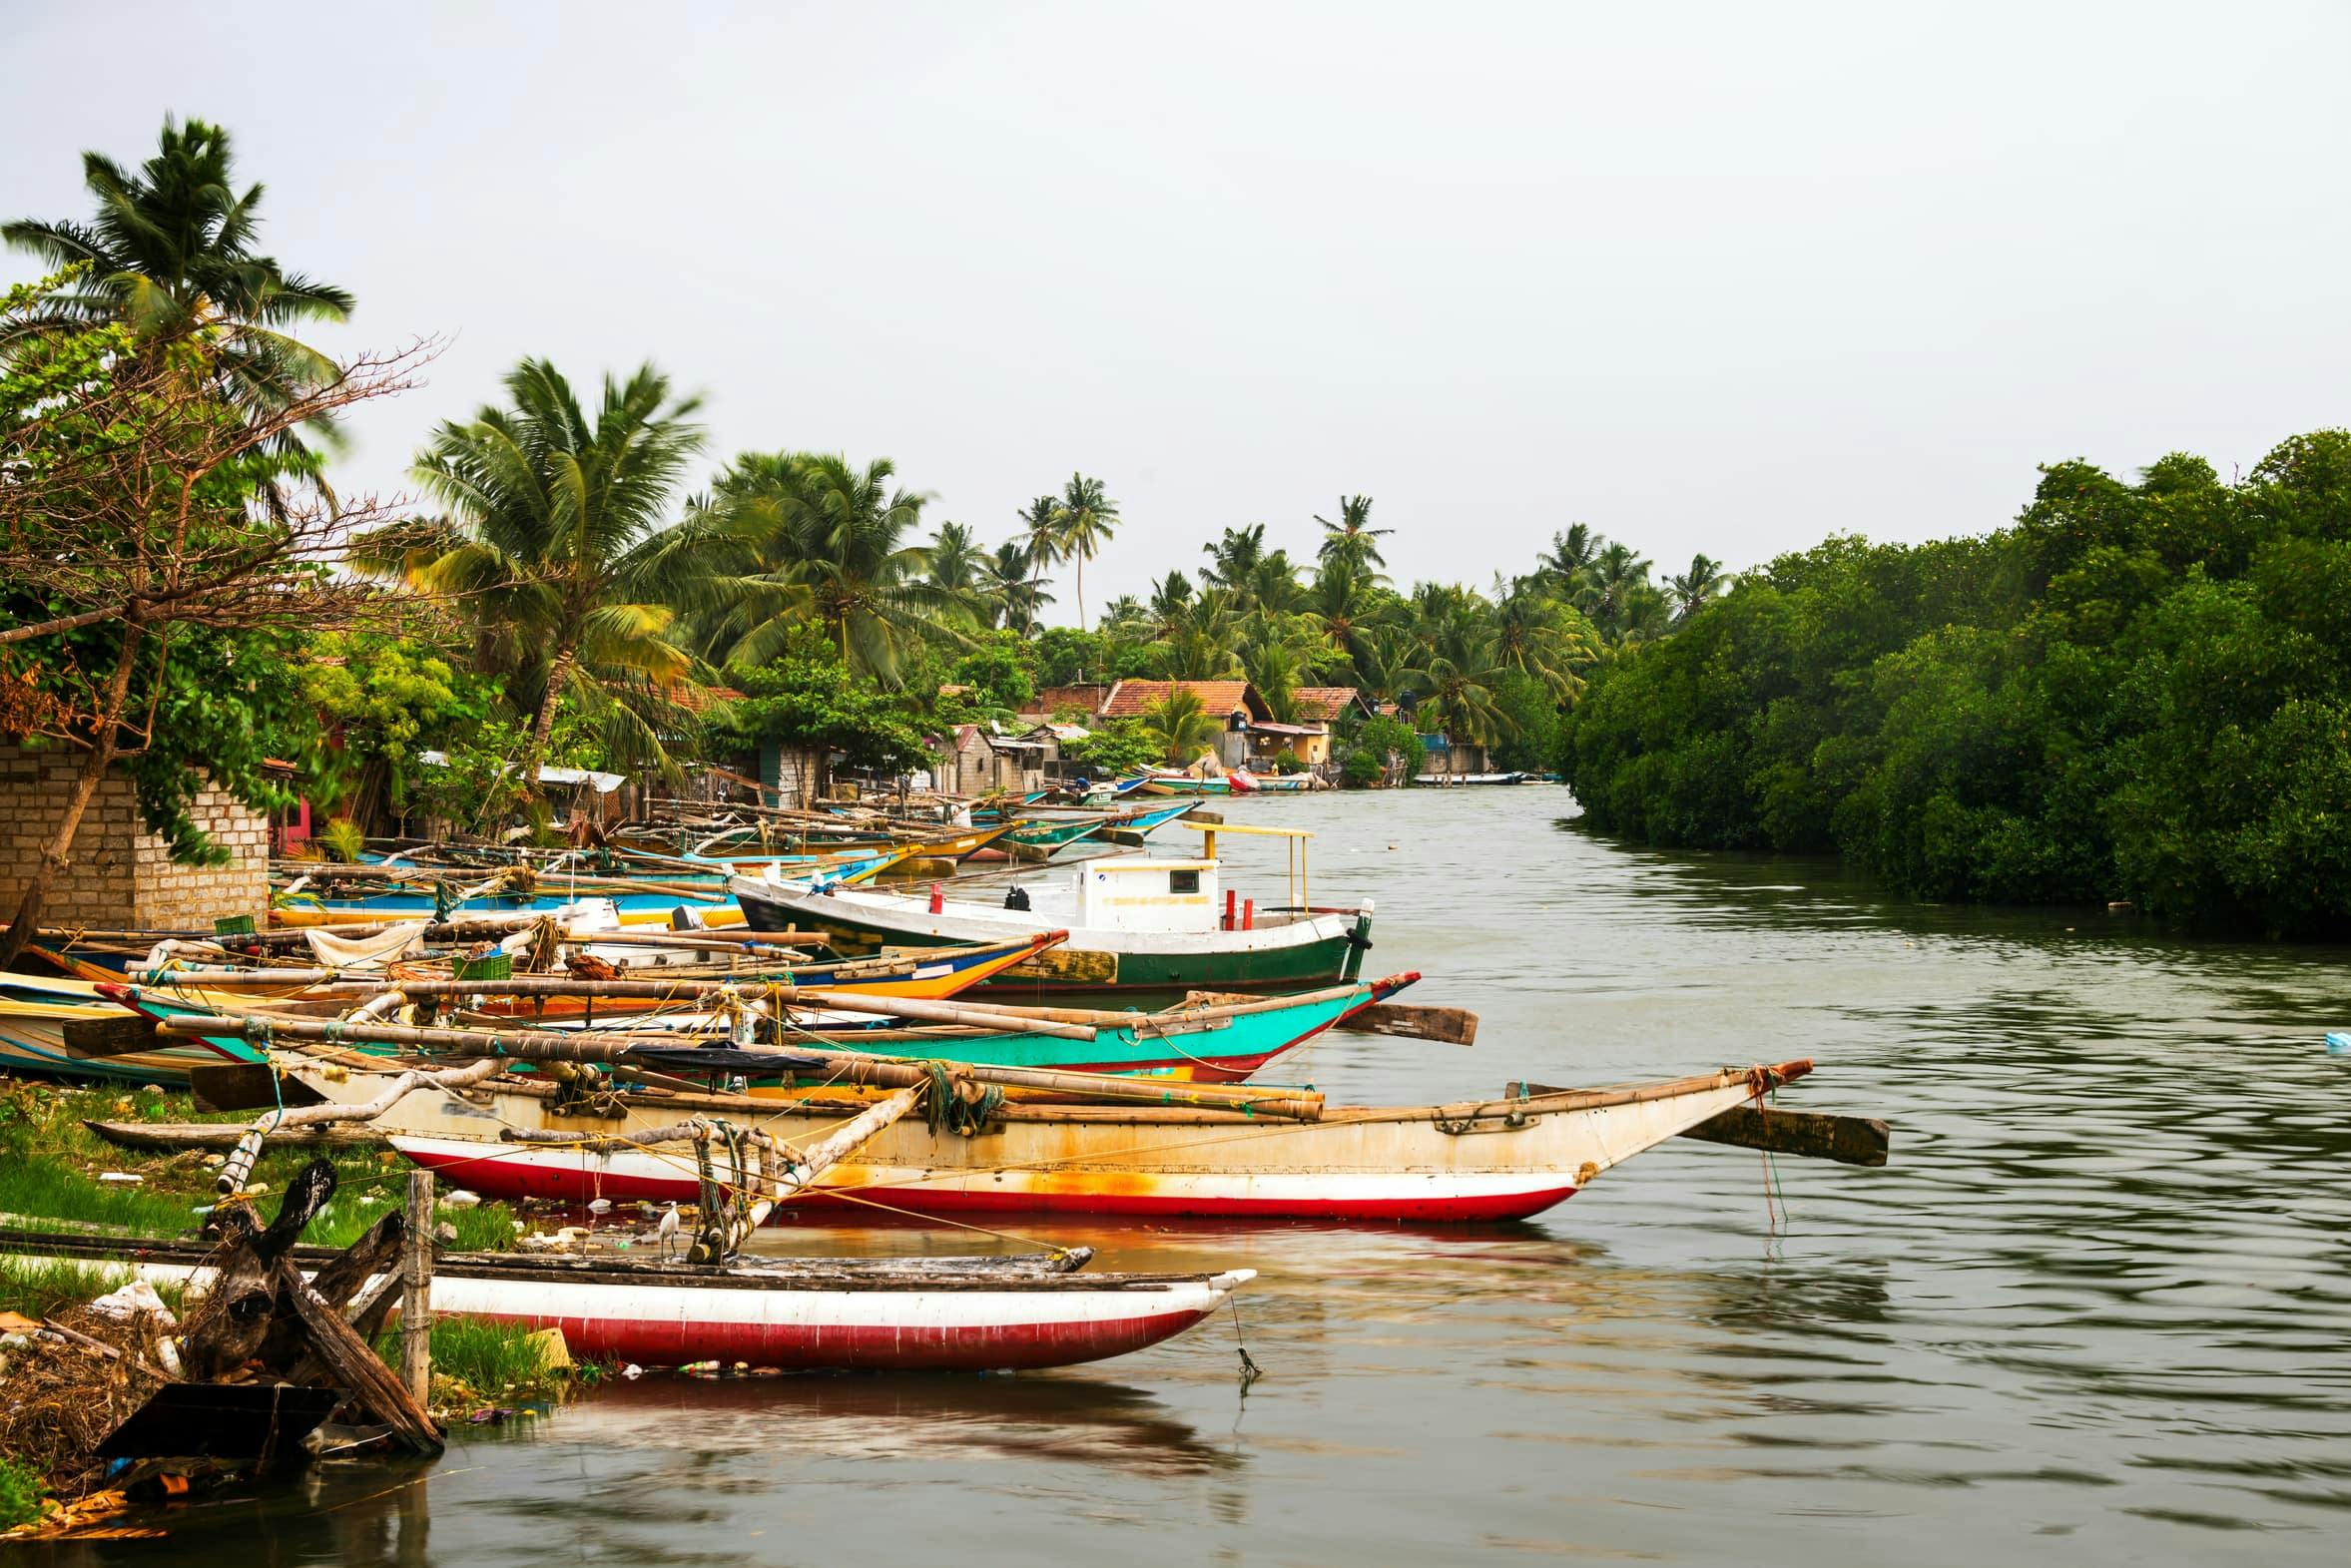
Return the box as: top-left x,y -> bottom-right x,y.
0,743 -> 269,932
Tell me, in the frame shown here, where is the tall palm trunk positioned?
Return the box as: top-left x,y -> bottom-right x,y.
1075,556 -> 1086,632
0,619 -> 145,965
524,641 -> 578,792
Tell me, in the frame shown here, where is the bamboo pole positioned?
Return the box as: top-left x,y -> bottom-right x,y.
157,1012 -> 1324,1119
401,1170 -> 434,1405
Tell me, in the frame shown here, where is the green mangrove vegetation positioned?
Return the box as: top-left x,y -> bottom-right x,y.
1560,437 -> 2351,936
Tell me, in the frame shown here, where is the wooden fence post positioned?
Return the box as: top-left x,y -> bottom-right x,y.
401,1170 -> 434,1405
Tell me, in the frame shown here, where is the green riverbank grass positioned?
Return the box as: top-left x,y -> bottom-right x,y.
0,1077 -> 520,1251
377,1316 -> 591,1408
0,1457 -> 41,1531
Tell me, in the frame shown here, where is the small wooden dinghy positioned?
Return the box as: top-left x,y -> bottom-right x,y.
0,1227 -> 1248,1371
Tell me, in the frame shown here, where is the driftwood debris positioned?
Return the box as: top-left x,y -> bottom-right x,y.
173,1159 -> 444,1455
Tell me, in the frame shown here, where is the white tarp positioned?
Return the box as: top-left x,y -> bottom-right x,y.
415,752 -> 626,793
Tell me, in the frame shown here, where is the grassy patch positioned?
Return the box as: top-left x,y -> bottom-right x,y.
0,1457 -> 43,1531
376,1316 -> 583,1407
0,1259 -> 130,1320
0,1259 -> 184,1320
0,1078 -> 520,1251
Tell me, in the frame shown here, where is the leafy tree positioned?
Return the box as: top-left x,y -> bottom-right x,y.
708,630 -> 932,788
1059,718 -> 1158,778
0,272 -> 403,959
1339,712 -> 1419,786
945,634 -> 1037,714
1559,431 -> 2351,935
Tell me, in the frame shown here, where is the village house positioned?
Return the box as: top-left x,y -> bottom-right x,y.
1096,680 -> 1268,771
928,723 -> 1054,797
1260,687 -> 1374,773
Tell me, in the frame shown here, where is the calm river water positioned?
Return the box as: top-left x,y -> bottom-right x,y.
36,788 -> 2351,1565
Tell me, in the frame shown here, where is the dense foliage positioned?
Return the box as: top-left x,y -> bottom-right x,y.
1559,434 -> 2351,935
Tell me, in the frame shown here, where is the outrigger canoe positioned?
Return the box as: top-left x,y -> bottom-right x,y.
282,1055 -> 1818,1225
0,972 -> 264,1084
105,971 -> 1420,1083
128,932 -> 1069,1021
272,845 -> 919,929
0,1228 -> 1251,1371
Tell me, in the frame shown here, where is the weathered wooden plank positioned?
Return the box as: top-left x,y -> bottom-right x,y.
59,1013 -> 162,1056
1335,1003 -> 1478,1046
1680,1106 -> 1890,1167
84,1120 -> 387,1154
190,1064 -> 332,1115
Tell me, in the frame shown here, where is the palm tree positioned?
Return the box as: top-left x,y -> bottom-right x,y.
1153,591 -> 1245,680
1246,548 -> 1308,615
1016,495 -> 1063,611
1147,569 -> 1195,626
1141,688 -> 1221,765
4,117 -> 355,473
1583,542 -> 1654,643
927,520 -> 984,594
978,539 -> 1052,635
1304,559 -> 1385,674
1665,553 -> 1733,623
1315,494 -> 1391,573
1489,577 -> 1600,702
1053,473 -> 1119,630
693,453 -> 952,683
355,359 -> 703,779
1098,594 -> 1150,640
1409,610 -> 1515,750
1537,524 -> 1601,592
1200,525 -> 1268,595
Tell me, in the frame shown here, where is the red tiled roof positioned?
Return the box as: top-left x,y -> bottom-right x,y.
1028,684 -> 1111,718
1289,687 -> 1364,723
1099,680 -> 1265,719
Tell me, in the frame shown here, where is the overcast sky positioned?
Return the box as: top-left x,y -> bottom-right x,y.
4,1 -> 2346,620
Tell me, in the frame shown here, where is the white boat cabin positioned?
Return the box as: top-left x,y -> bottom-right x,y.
1003,857 -> 1224,934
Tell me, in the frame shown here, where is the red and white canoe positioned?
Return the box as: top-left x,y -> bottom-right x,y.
1,1230 -> 1250,1371
291,1056 -> 1815,1225
417,1264 -> 1253,1368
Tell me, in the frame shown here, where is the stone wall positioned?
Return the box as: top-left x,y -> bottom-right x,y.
0,743 -> 269,932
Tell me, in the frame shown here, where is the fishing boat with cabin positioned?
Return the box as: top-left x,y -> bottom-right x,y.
735,821 -> 1373,995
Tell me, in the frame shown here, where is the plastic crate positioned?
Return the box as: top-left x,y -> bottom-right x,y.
455,951 -> 513,982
